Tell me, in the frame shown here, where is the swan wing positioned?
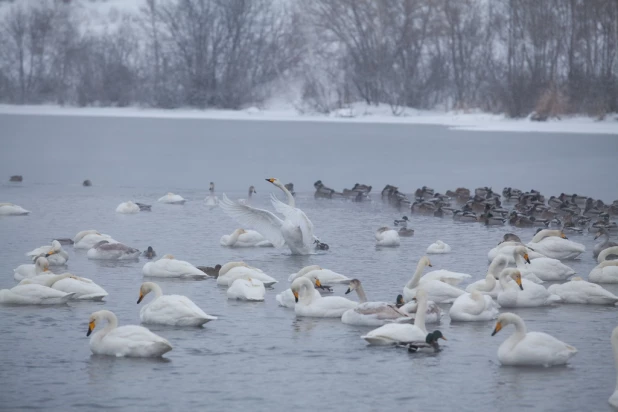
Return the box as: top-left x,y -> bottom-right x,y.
270,194 -> 315,248
219,194 -> 286,248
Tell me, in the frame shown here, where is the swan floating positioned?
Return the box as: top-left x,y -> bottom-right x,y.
488,241 -> 545,262
26,240 -> 69,265
525,229 -> 585,260
449,291 -> 500,322
375,227 -> 400,246
341,279 -> 412,326
276,272 -> 323,308
291,277 -> 357,317
14,256 -> 50,281
466,255 -> 509,298
216,262 -> 277,287
158,192 -> 186,205
610,326 -> 618,407
547,277 -> 618,305
138,282 -> 216,326
499,245 -> 568,282
205,182 -> 219,207
426,240 -> 451,254
116,201 -> 140,214
227,277 -> 266,301
288,265 -> 351,288
0,203 -> 30,215
220,229 -> 273,247
589,246 -> 618,283
22,273 -> 108,301
396,295 -> 443,324
143,255 -> 209,279
87,240 -> 140,260
497,268 -> 561,308
403,256 -> 465,303
73,230 -> 117,249
0,281 -> 75,305
491,312 -> 577,366
87,310 -> 172,357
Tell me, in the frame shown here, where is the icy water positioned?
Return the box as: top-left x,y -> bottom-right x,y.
0,114 -> 617,412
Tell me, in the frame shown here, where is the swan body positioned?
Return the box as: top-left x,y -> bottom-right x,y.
449,291 -> 500,322
375,227 -> 400,246
341,280 -> 411,326
589,260 -> 618,283
277,272 -> 323,308
26,240 -> 69,265
498,245 -> 548,283
403,257 -> 465,303
0,282 -> 74,305
420,269 -> 471,286
227,277 -> 266,301
14,257 -> 50,281
22,273 -> 108,301
526,229 -> 585,260
219,229 -> 273,247
610,326 -> 618,407
115,201 -> 140,214
143,255 -> 208,279
288,266 -> 351,286
73,230 -> 117,249
158,193 -> 185,204
547,277 -> 618,305
87,310 -> 172,357
426,240 -> 451,254
488,242 -> 545,262
497,268 -> 561,308
0,203 -> 30,215
217,264 -> 276,287
138,282 -> 216,326
466,255 -> 509,298
291,277 -> 357,317
518,257 -> 575,281
87,240 -> 140,260
491,312 -> 577,366
361,290 -> 431,345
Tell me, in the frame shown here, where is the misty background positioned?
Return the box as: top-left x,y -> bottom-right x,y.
0,0 -> 616,119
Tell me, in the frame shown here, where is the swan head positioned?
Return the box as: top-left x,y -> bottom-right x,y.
304,272 -> 323,289
249,185 -> 256,194
419,256 -> 433,268
34,256 -> 50,271
491,313 -> 520,336
265,178 -> 282,188
500,268 -> 523,290
209,182 -> 215,191
560,231 -> 568,239
137,282 -> 155,304
87,313 -> 99,336
235,228 -> 247,235
345,279 -> 361,294
291,277 -> 314,302
395,294 -> 404,307
514,246 -> 531,264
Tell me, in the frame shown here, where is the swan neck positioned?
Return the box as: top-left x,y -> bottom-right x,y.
530,229 -> 559,243
150,283 -> 163,298
414,294 -> 428,332
488,256 -> 506,278
227,230 -> 243,246
298,279 -> 315,304
406,260 -> 426,289
599,247 -> 618,263
512,315 -> 527,337
276,181 -> 295,208
101,311 -> 118,336
45,273 -> 72,287
355,284 -> 368,303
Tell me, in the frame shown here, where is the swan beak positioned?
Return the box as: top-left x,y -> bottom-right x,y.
523,253 -> 531,264
315,279 -> 322,289
561,233 -> 568,239
345,288 -> 351,294
46,251 -> 56,256
43,268 -> 49,272
293,291 -> 299,303
265,178 -> 275,183
594,233 -> 600,240
87,321 -> 95,337
137,293 -> 143,304
491,322 -> 502,336
515,276 -> 524,290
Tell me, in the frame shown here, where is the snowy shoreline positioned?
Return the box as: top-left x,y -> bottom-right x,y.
0,104 -> 616,135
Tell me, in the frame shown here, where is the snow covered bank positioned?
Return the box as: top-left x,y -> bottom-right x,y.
0,103 -> 616,135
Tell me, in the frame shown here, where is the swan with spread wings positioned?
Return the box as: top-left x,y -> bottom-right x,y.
219,178 -> 327,255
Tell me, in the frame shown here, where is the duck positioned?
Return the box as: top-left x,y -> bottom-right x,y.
26,240 -> 69,265
375,227 -> 400,246
610,326 -> 618,407
87,310 -> 172,357
87,240 -> 140,260
398,227 -> 415,237
14,256 -> 50,281
276,273 -> 323,308
82,179 -> 92,186
143,246 -> 157,259
0,203 -> 30,215
21,272 -> 108,301
73,230 -> 117,249
525,229 -> 585,260
290,277 -> 357,317
393,216 -> 409,226
403,330 -> 446,353
216,262 -> 277,287
403,257 -> 465,303
158,192 -> 186,204
426,240 -> 451,254
361,290 -> 439,345
448,291 -> 500,322
547,277 -> 618,305
589,247 -> 618,283
594,228 -> 618,258
115,201 -> 140,214
205,182 -> 219,207
227,277 -> 266,301
0,281 -> 75,305
491,312 -> 577,366
496,268 -> 561,308
219,228 -> 273,247
136,202 -> 151,211
137,282 -> 216,326
287,265 -> 351,288
341,279 -> 411,326
197,264 -> 221,278
142,255 -> 209,279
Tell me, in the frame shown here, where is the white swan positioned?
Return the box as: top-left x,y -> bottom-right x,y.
491,312 -> 577,366
589,246 -> 618,284
87,240 -> 140,260
142,255 -> 209,279
397,296 -> 443,324
216,262 -> 277,287
288,265 -> 351,286
547,277 -> 618,305
116,201 -> 140,214
219,228 -> 273,247
22,273 -> 108,301
498,245 -> 545,283
361,290 -> 442,346
219,178 -> 322,255
14,256 -> 50,281
420,269 -> 471,286
227,277 -> 266,301
449,291 -> 500,322
466,255 -> 509,298
238,185 -> 256,205
341,279 -> 412,326
426,240 -> 451,254
26,240 -> 69,265
291,277 -> 357,317
205,182 -> 219,207
610,326 -> 618,407
158,192 -> 186,204
0,281 -> 75,305
87,310 -> 172,357
137,282 -> 216,326
525,229 -> 585,260
375,227 -> 400,247
497,268 -> 561,308
73,230 -> 117,249
0,203 -> 30,215
276,273 -> 323,308
403,256 -> 465,303
488,241 -> 545,262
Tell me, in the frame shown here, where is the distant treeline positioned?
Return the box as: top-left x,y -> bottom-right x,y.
0,0 -> 616,118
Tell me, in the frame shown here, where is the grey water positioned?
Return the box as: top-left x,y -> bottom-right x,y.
0,114 -> 617,412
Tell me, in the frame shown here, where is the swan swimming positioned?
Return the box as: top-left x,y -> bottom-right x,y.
0,203 -> 30,215
158,192 -> 186,205
375,227 -> 400,247
465,255 -> 509,298
216,262 -> 277,287
291,277 -> 357,317
547,277 -> 618,305
491,312 -> 577,366
589,246 -> 618,283
143,255 -> 209,279
403,256 -> 465,303
426,240 -> 451,254
0,281 -> 75,305
227,277 -> 266,301
341,279 -> 412,326
73,230 -> 117,249
525,229 -> 585,260
276,272 -> 324,308
87,310 -> 172,357
21,272 -> 108,301
26,240 -> 69,265
288,265 -> 351,288
138,282 -> 217,326
220,228 -> 273,247
205,182 -> 219,207
115,201 -> 140,214
448,290 -> 500,322
496,268 -> 561,308
14,256 -> 50,281
87,240 -> 140,260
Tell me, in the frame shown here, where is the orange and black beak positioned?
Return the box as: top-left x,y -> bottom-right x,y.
523,253 -> 531,264
293,290 -> 299,303
491,322 -> 502,336
265,178 -> 275,183
137,293 -> 144,304
46,251 -> 56,257
87,320 -> 95,337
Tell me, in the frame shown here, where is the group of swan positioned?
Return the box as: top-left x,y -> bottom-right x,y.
138,282 -> 216,326
26,240 -> 69,265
